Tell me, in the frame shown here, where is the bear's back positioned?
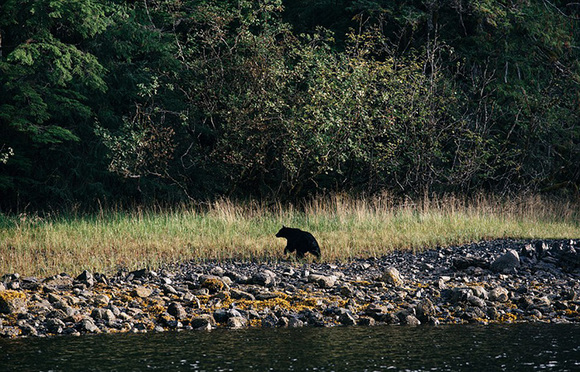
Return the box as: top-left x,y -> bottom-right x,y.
277,226 -> 304,238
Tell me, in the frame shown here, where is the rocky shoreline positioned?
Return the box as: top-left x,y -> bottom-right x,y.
1,239 -> 579,338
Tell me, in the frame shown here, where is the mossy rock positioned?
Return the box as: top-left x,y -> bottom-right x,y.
0,290 -> 27,314
200,276 -> 226,293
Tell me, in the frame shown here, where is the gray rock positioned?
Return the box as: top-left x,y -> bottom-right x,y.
520,244 -> 536,259
47,309 -> 68,320
162,284 -> 178,295
94,273 -> 108,285
489,286 -> 510,302
193,321 -> 212,331
278,317 -> 290,327
211,266 -> 225,276
19,322 -> 38,336
467,294 -> 486,308
338,310 -> 357,326
168,302 -> 187,319
230,289 -> 255,301
47,293 -> 62,303
357,316 -> 376,326
45,318 -> 66,334
491,249 -> 520,273
0,290 -> 27,314
109,305 -> 121,317
118,312 -> 133,321
402,314 -> 421,326
382,267 -> 403,286
252,270 -> 276,287
76,270 -> 94,286
365,303 -> 392,319
471,286 -> 489,300
535,241 -> 549,256
42,275 -> 74,291
163,318 -> 182,329
220,276 -> 233,287
213,308 -> 243,323
225,271 -> 250,284
309,274 -> 337,288
227,316 -> 248,329
288,317 -> 304,328
93,294 -> 110,307
80,318 -> 100,333
415,298 -> 436,321
435,278 -> 447,289
131,323 -> 148,333
339,284 -> 355,297
132,286 -> 153,298
448,287 -> 473,304
255,290 -> 280,300
4,238 -> 580,338
191,314 -> 215,330
200,275 -> 228,292
91,308 -> 116,322
453,256 -> 490,270
262,314 -> 279,327
129,268 -> 150,279
461,307 -> 487,322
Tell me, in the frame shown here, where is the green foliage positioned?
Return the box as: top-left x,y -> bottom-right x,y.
1,0 -> 579,210
0,0 -> 115,207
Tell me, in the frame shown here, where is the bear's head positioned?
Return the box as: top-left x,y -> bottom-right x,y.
275,225 -> 290,238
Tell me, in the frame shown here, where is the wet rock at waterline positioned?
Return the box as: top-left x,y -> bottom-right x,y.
1,239 -> 580,338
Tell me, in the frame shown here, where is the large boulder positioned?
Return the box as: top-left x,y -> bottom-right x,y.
0,290 -> 27,314
252,270 -> 277,287
79,318 -> 100,333
191,314 -> 215,330
415,298 -> 436,322
338,309 -> 357,326
491,249 -> 520,273
168,302 -> 188,319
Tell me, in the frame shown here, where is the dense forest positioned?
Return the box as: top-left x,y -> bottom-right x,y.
1,0 -> 579,211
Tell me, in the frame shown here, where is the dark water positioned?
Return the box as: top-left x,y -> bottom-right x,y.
1,324 -> 579,372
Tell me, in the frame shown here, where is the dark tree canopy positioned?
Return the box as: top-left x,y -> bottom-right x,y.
1,0 -> 579,211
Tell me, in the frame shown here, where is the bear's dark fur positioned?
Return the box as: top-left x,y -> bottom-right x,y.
276,226 -> 321,259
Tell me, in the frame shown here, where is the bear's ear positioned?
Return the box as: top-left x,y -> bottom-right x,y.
282,225 -> 286,228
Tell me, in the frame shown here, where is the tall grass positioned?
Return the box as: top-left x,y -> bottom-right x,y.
1,194 -> 578,277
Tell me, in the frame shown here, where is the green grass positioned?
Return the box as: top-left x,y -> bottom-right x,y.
1,194 -> 579,278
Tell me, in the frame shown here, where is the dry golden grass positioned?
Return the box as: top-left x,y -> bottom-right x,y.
1,194 -> 578,277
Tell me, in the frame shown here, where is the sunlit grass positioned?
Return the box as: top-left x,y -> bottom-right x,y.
0,194 -> 578,277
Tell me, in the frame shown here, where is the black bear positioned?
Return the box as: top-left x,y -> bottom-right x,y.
276,226 -> 321,259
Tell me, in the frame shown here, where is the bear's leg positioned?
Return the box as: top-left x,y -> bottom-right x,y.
310,247 -> 321,258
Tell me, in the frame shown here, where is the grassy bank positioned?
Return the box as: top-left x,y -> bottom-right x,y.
1,194 -> 579,277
